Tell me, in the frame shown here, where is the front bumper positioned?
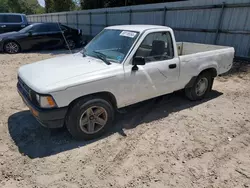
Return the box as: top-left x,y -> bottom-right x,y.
0,41 -> 4,52
17,83 -> 68,128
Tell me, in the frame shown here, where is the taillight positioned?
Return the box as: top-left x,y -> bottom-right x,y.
78,29 -> 82,35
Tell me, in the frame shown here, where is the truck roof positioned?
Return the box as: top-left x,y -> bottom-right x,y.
0,13 -> 26,16
106,25 -> 170,32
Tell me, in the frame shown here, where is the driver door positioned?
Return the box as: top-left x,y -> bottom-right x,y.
26,24 -> 50,50
123,31 -> 180,106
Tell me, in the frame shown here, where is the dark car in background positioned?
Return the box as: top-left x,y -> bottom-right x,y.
0,22 -> 83,53
0,13 -> 28,34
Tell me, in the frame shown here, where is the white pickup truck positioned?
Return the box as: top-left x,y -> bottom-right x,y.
17,25 -> 234,140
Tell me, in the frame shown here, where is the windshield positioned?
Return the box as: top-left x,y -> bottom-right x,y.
19,25 -> 33,33
83,29 -> 139,63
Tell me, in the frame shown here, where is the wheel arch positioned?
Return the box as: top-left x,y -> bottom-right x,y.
185,67 -> 217,88
3,39 -> 22,52
65,91 -> 117,140
67,91 -> 118,111
199,67 -> 217,78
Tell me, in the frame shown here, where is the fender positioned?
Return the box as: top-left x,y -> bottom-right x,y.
185,66 -> 218,88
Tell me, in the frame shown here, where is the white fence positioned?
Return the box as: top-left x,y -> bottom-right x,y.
27,0 -> 250,60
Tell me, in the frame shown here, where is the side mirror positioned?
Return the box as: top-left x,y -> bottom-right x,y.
132,56 -> 145,71
28,31 -> 32,36
132,56 -> 146,66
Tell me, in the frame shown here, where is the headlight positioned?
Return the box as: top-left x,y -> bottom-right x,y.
36,94 -> 57,108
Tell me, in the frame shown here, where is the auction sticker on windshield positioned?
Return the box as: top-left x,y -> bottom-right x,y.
120,31 -> 137,38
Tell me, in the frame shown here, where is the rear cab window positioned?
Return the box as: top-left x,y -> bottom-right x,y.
6,15 -> 22,23
0,15 -> 23,23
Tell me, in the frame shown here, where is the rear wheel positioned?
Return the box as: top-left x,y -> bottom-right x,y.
185,72 -> 213,101
66,97 -> 115,140
4,41 -> 20,54
64,39 -> 76,50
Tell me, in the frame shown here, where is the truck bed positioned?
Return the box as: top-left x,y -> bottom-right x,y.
176,42 -> 234,75
176,42 -> 232,56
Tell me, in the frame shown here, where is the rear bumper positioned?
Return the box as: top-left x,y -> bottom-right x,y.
17,83 -> 68,128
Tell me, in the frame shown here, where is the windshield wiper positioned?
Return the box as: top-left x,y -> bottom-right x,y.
93,51 -> 111,65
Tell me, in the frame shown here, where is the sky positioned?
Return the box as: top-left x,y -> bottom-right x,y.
37,0 -> 45,7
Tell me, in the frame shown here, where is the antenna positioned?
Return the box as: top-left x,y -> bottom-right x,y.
57,22 -> 72,54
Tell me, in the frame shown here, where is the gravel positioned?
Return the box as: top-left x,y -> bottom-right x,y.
0,51 -> 250,188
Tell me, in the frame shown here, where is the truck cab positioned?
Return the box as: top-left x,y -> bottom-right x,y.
0,13 -> 28,34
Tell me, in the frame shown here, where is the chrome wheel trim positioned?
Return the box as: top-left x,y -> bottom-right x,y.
195,77 -> 208,96
79,106 -> 108,134
5,42 -> 19,53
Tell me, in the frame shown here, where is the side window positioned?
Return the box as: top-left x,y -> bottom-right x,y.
5,15 -> 22,23
22,16 -> 28,24
60,25 -> 68,31
48,24 -> 61,32
136,32 -> 174,63
32,25 -> 49,33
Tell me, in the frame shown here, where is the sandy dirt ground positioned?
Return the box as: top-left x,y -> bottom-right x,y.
0,51 -> 250,188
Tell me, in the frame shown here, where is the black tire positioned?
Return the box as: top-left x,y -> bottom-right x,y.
4,41 -> 20,54
64,39 -> 76,50
66,97 -> 115,140
185,72 -> 213,101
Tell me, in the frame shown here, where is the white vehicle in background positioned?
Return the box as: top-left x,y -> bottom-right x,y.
17,25 -> 234,140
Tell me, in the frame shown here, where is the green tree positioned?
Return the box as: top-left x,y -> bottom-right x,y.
8,0 -> 22,13
45,0 -> 75,13
80,0 -> 185,9
53,0 -> 75,11
80,0 -> 104,9
26,0 -> 45,14
0,0 -> 9,12
4,0 -> 45,14
45,0 -> 54,13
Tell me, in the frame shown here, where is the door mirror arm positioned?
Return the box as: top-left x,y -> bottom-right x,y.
132,64 -> 139,71
28,31 -> 33,36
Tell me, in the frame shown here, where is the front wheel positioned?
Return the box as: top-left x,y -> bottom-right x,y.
4,41 -> 20,54
185,72 -> 213,101
66,97 -> 115,140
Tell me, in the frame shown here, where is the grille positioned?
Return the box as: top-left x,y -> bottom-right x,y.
18,77 -> 39,106
18,77 -> 30,97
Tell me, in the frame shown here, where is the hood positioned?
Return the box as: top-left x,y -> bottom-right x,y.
18,53 -> 119,93
0,31 -> 20,38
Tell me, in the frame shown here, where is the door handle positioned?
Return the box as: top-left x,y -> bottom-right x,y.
1,25 -> 6,28
169,64 -> 177,69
